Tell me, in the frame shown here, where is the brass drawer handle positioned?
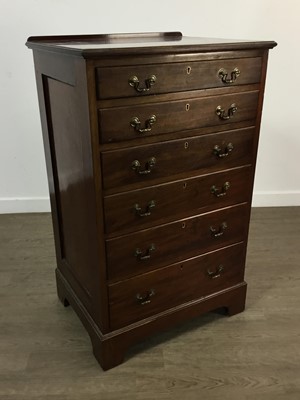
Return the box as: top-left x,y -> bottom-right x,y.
218,67 -> 240,84
136,289 -> 155,305
130,115 -> 157,134
207,265 -> 224,279
132,157 -> 156,175
134,200 -> 155,217
135,243 -> 156,261
210,222 -> 228,237
213,143 -> 234,158
216,103 -> 237,120
211,182 -> 230,198
128,75 -> 157,92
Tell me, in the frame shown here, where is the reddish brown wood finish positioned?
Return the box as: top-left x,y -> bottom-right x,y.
106,203 -> 249,281
99,90 -> 259,143
26,32 -> 276,57
101,127 -> 255,191
56,267 -> 247,370
31,52 -> 109,331
109,242 -> 245,329
96,57 -> 262,99
104,166 -> 252,235
26,32 -> 276,371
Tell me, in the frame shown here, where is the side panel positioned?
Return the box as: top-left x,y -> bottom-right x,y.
32,51 -> 108,331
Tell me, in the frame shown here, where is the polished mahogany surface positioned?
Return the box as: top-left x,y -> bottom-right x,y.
27,32 -> 276,370
26,31 -> 276,57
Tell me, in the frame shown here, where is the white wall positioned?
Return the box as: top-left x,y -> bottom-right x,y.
0,0 -> 299,213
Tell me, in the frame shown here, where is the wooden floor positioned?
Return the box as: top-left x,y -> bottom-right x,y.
0,207 -> 299,399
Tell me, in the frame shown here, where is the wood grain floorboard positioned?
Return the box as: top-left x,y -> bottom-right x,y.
0,208 -> 299,399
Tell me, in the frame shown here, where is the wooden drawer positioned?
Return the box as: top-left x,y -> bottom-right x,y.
106,203 -> 249,281
96,57 -> 262,100
109,242 -> 246,329
104,166 -> 252,235
99,90 -> 258,143
102,127 -> 254,191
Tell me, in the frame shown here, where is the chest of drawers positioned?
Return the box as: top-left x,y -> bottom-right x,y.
26,32 -> 276,370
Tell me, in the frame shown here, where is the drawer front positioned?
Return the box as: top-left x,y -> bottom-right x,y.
96,57 -> 262,100
109,243 -> 246,329
102,127 -> 254,191
99,90 -> 258,143
104,166 -> 253,235
106,203 -> 249,281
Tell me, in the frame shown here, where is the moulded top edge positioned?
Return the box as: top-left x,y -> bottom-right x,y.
26,32 -> 277,58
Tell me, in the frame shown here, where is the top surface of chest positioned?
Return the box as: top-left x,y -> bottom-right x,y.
26,31 -> 277,58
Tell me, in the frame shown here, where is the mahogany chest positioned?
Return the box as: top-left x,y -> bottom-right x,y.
26,32 -> 276,370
